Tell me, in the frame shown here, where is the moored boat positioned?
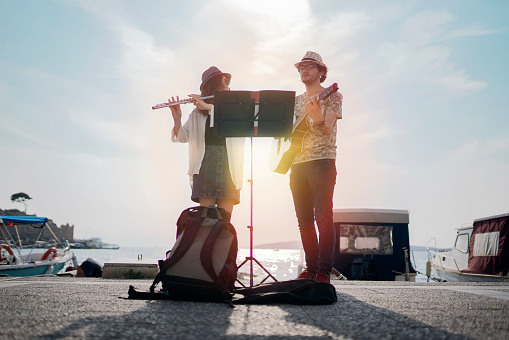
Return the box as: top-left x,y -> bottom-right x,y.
427,213 -> 509,282
332,208 -> 417,281
0,215 -> 76,277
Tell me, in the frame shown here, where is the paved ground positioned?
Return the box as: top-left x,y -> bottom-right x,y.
0,277 -> 508,339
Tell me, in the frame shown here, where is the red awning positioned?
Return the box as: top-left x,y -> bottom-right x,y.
463,214 -> 508,275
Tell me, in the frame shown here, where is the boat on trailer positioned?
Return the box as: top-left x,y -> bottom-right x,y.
427,213 -> 509,282
0,215 -> 76,277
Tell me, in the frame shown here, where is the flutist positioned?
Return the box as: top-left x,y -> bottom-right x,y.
169,66 -> 245,220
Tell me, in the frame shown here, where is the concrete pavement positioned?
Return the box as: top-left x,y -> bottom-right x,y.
0,277 -> 508,339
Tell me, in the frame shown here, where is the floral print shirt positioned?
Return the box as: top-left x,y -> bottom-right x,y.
293,91 -> 343,164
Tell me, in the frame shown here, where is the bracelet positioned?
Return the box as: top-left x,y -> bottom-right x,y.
314,119 -> 325,128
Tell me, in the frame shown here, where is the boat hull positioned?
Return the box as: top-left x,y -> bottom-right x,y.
430,262 -> 509,283
0,254 -> 73,277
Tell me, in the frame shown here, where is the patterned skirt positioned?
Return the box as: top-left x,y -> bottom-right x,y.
191,145 -> 240,205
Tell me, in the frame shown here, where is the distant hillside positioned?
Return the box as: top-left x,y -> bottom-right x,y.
255,241 -> 302,249
0,208 -> 74,243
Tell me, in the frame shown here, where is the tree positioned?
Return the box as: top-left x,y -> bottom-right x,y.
10,192 -> 32,213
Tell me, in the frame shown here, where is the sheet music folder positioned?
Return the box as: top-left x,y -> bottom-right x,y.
213,90 -> 295,138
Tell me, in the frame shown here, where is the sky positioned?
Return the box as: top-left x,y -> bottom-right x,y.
1,0 -> 508,249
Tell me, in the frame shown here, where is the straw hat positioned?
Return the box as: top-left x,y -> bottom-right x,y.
294,51 -> 328,72
200,66 -> 231,91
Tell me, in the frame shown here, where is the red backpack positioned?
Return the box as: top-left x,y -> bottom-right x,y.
150,206 -> 238,303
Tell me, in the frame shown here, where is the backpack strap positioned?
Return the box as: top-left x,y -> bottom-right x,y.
201,205 -> 224,221
200,219 -> 231,295
150,217 -> 203,293
176,206 -> 203,237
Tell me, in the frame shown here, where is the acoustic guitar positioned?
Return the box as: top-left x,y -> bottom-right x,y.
269,83 -> 339,174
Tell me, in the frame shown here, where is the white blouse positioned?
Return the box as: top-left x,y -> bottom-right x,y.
171,107 -> 245,190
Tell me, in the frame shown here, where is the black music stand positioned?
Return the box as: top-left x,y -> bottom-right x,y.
214,90 -> 295,287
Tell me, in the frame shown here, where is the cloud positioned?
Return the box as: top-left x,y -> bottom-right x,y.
402,10 -> 455,45
66,107 -> 145,154
322,11 -> 372,41
430,68 -> 487,94
342,113 -> 399,150
115,25 -> 176,92
446,25 -> 502,39
373,10 -> 494,95
444,136 -> 509,166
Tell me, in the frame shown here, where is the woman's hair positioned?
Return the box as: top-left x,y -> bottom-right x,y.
199,75 -> 224,114
318,65 -> 327,83
201,74 -> 224,100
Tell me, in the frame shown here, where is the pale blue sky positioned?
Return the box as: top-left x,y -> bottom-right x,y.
1,0 -> 508,248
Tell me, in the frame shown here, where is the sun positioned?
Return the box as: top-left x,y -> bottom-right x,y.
229,0 -> 310,21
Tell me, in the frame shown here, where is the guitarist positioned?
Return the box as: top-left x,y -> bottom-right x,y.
291,51 -> 343,284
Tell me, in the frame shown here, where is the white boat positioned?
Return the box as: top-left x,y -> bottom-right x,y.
427,213 -> 509,282
0,215 -> 77,277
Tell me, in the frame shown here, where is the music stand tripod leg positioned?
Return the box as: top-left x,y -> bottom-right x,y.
235,137 -> 278,287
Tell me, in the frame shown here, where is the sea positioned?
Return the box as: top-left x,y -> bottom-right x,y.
65,247 -> 430,283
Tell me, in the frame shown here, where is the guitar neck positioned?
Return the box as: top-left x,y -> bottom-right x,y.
292,83 -> 339,132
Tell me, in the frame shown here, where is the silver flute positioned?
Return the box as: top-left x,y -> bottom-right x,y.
151,95 -> 214,110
